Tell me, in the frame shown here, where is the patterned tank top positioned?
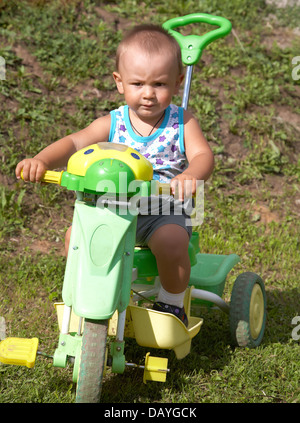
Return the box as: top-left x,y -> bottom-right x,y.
108,104 -> 187,183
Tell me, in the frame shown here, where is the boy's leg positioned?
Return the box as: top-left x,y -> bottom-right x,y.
148,224 -> 190,325
148,223 -> 191,294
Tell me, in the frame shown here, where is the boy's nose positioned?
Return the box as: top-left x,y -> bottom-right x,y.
143,85 -> 155,99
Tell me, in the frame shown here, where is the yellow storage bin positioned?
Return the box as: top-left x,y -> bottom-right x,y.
129,305 -> 202,359
129,287 -> 203,359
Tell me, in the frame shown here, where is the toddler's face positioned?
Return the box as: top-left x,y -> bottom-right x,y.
113,46 -> 183,123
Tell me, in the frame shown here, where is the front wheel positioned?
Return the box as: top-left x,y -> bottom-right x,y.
75,319 -> 108,403
229,272 -> 266,348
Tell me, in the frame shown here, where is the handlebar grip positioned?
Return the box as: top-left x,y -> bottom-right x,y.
163,13 -> 232,65
156,181 -> 196,199
41,170 -> 64,185
156,182 -> 172,195
20,170 -> 63,185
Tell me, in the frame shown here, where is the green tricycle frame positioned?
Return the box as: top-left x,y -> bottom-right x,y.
0,14 -> 266,403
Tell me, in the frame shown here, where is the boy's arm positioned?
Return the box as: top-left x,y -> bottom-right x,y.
170,110 -> 214,199
16,114 -> 111,182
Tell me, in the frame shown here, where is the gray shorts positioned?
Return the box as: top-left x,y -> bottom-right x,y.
135,196 -> 193,246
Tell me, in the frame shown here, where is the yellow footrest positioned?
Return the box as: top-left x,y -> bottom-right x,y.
0,337 -> 39,368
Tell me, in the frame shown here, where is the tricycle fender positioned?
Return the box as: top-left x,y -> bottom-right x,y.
62,199 -> 137,320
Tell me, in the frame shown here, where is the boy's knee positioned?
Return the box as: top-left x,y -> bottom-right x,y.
150,224 -> 189,260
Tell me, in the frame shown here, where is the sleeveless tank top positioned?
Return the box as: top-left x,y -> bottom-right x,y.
109,104 -> 187,183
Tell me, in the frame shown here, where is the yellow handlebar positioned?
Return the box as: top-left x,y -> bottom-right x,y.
156,182 -> 196,199
41,170 -> 63,185
156,182 -> 172,195
20,170 -> 195,198
20,170 -> 63,185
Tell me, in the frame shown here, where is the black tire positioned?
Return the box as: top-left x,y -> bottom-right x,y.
229,272 -> 266,348
75,319 -> 108,403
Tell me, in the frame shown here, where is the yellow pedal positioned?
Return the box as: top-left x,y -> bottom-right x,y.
0,337 -> 38,369
143,352 -> 169,384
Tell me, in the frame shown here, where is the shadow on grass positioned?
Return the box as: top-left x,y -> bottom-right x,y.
264,287 -> 300,345
100,287 -> 300,402
14,286 -> 296,403
100,308 -> 233,403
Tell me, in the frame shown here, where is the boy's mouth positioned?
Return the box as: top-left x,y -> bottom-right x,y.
141,103 -> 156,109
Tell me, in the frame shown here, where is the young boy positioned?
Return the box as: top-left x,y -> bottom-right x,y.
15,24 -> 214,326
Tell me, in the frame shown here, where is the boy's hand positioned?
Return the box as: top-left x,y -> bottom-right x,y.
170,173 -> 197,201
15,158 -> 48,182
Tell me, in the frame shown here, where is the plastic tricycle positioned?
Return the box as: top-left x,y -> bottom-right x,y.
0,14 -> 266,403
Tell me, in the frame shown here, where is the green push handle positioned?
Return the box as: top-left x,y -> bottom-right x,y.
163,13 -> 232,65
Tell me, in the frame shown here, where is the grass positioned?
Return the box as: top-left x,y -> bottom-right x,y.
0,0 -> 299,403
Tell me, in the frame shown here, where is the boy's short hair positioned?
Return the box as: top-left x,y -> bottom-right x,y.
116,24 -> 183,75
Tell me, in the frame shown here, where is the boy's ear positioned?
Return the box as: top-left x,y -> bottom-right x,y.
175,73 -> 185,94
113,72 -> 124,94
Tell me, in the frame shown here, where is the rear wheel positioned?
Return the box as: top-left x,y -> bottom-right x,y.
229,272 -> 266,348
75,319 -> 108,403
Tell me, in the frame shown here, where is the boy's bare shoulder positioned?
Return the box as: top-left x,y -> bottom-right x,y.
183,109 -> 203,134
183,108 -> 197,123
